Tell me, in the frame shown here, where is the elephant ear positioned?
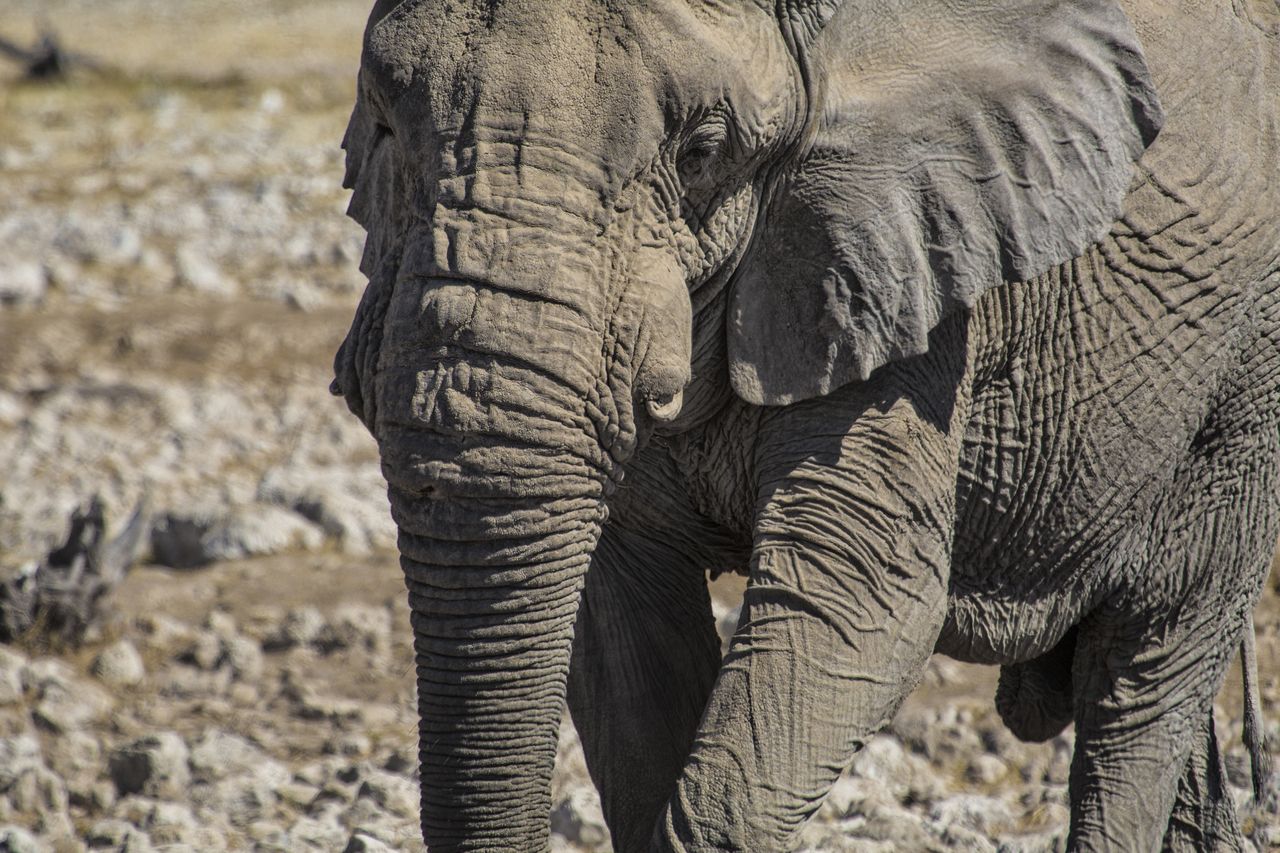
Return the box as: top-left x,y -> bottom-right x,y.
333,87 -> 409,430
341,86 -> 408,277
728,0 -> 1163,405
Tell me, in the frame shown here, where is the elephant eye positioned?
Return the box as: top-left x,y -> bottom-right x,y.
678,120 -> 729,190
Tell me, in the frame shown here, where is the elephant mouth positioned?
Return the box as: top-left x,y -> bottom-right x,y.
645,389 -> 684,423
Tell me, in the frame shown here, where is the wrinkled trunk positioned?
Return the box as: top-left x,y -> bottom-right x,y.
370,268 -> 614,850
392,476 -> 601,850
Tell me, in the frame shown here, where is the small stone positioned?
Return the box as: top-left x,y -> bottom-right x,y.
175,246 -> 234,296
9,766 -> 69,817
0,260 -> 48,306
938,823 -> 997,852
46,731 -> 101,780
200,505 -> 325,562
135,615 -> 195,652
92,639 -> 146,687
245,822 -> 291,851
966,754 -> 1009,785
146,801 -> 199,847
0,734 -> 44,788
205,611 -> 238,639
289,815 -> 347,848
277,781 -> 320,810
224,635 -> 264,681
929,794 -> 1014,836
84,818 -> 153,851
356,771 -> 420,819
822,774 -> 885,819
91,779 -> 117,812
342,831 -> 395,853
550,787 -> 608,846
29,660 -> 113,733
1044,739 -> 1072,786
184,631 -> 225,671
850,736 -> 910,802
0,646 -> 27,705
108,732 -> 190,799
0,826 -> 40,853
188,731 -> 268,782
383,749 -> 414,775
294,762 -> 328,788
276,606 -> 327,648
328,604 -> 393,655
331,733 -> 372,757
228,682 -> 259,706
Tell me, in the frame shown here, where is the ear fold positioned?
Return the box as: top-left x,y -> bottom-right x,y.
729,0 -> 1163,406
341,88 -> 408,277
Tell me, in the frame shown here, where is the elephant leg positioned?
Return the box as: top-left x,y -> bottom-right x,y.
1069,412 -> 1277,852
1068,614 -> 1248,853
567,517 -> 725,853
657,323 -> 973,851
1162,711 -> 1244,852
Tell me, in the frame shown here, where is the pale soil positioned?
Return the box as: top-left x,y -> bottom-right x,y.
0,4 -> 1277,851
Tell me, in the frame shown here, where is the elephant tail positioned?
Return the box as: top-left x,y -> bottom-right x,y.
1242,613 -> 1272,808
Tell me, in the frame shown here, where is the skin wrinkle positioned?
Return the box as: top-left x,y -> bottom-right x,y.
329,0 -> 1280,850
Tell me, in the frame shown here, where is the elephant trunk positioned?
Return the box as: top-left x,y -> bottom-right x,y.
373,274 -> 612,850
395,484 -> 599,850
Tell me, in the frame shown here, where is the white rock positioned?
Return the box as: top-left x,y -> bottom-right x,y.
108,732 -> 190,799
259,89 -> 287,115
290,814 -> 347,848
188,730 -> 271,782
328,604 -> 393,655
0,734 -> 44,788
550,786 -> 608,846
929,794 -> 1014,836
28,659 -> 113,732
273,606 -> 327,649
8,765 -> 69,817
355,770 -> 420,819
200,504 -> 325,562
85,819 -> 154,852
257,467 -> 394,553
92,639 -> 146,687
851,737 -> 909,792
0,260 -> 47,305
0,646 -> 27,705
0,827 -> 40,853
223,635 -> 264,681
343,830 -> 395,853
175,245 -> 235,296
966,754 -> 1009,786
151,505 -> 323,568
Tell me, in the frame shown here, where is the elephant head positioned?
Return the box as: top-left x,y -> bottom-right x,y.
331,0 -> 1160,847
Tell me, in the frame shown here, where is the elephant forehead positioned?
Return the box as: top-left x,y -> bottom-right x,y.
363,0 -> 796,190
367,1 -> 662,170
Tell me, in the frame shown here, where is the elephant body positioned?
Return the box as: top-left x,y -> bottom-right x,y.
333,0 -> 1280,849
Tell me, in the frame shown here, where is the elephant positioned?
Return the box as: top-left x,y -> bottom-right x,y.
330,0 -> 1280,849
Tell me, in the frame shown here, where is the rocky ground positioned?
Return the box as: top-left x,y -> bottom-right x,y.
1,4 -> 1278,851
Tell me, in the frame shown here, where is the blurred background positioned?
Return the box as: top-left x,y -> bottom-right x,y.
0,2 -> 1276,851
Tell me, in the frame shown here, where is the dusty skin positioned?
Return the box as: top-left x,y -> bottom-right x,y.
0,1 -> 1278,851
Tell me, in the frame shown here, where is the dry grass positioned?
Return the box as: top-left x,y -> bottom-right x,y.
1,0 -> 369,85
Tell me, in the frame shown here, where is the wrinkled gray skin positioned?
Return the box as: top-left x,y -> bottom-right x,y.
331,0 -> 1280,849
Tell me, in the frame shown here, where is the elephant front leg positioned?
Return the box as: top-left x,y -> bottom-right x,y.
567,525 -> 724,853
657,341 -> 972,851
